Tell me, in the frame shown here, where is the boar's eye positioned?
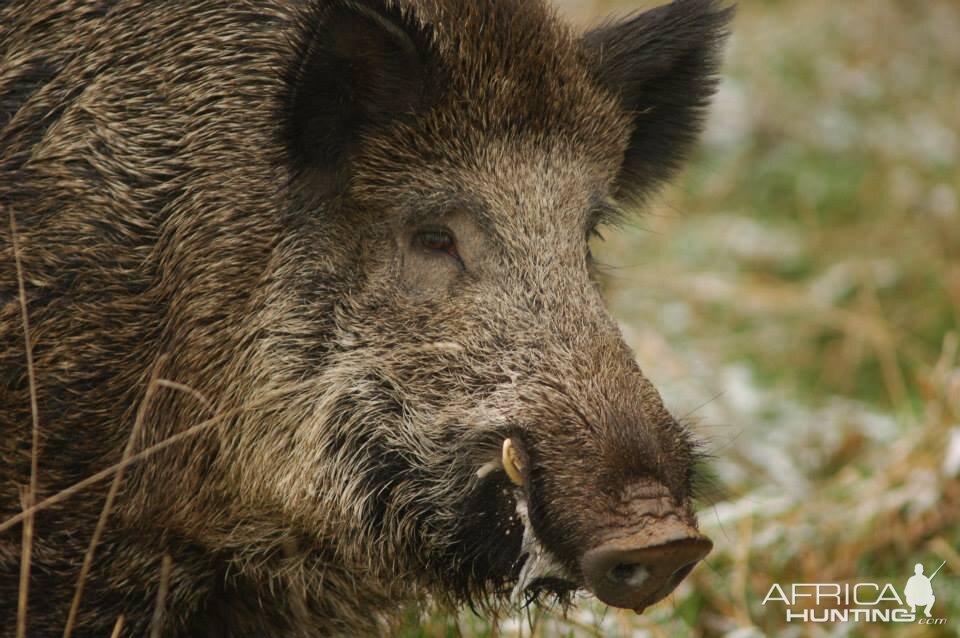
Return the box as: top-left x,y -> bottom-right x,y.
586,226 -> 605,262
413,228 -> 463,266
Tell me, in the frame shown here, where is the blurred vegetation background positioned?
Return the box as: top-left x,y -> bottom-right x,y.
407,1 -> 960,636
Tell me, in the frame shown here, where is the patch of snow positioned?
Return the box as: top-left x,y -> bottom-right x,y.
943,426 -> 960,477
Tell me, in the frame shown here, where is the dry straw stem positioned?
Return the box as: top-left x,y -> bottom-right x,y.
8,206 -> 41,638
63,364 -> 215,638
0,405 -> 233,536
4,198 -> 290,634
109,615 -> 125,638
150,554 -> 173,638
0,378 -> 314,535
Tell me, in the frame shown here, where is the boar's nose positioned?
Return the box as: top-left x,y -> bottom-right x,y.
580,519 -> 712,613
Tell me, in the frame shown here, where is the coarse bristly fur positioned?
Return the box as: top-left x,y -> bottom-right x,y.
0,0 -> 732,635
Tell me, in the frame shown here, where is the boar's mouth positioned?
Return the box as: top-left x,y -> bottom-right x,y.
509,489 -> 579,607
493,437 -> 712,614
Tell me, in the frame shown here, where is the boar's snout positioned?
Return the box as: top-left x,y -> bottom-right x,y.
580,517 -> 712,613
504,370 -> 711,611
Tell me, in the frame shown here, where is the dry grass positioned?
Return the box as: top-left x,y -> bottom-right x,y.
1,246 -> 316,636
4,210 -> 223,633
8,206 -> 40,638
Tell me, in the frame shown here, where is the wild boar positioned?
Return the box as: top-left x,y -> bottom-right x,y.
0,0 -> 731,635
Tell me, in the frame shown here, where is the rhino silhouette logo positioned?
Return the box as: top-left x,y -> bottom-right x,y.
904,561 -> 945,618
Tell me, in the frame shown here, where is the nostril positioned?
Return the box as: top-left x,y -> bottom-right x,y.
608,563 -> 650,588
607,557 -> 696,590
670,562 -> 696,583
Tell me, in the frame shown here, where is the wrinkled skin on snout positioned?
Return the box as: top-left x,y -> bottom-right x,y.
0,0 -> 731,634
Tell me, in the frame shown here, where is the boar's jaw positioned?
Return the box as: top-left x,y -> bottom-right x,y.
510,490 -> 577,607
507,495 -> 711,614
505,462 -> 711,613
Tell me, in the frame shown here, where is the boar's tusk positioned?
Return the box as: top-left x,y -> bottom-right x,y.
502,438 -> 525,487
475,459 -> 501,479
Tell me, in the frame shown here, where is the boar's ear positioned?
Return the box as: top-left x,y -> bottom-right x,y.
585,0 -> 733,204
283,0 -> 436,195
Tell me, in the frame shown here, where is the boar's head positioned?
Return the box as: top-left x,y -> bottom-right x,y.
261,0 -> 732,618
